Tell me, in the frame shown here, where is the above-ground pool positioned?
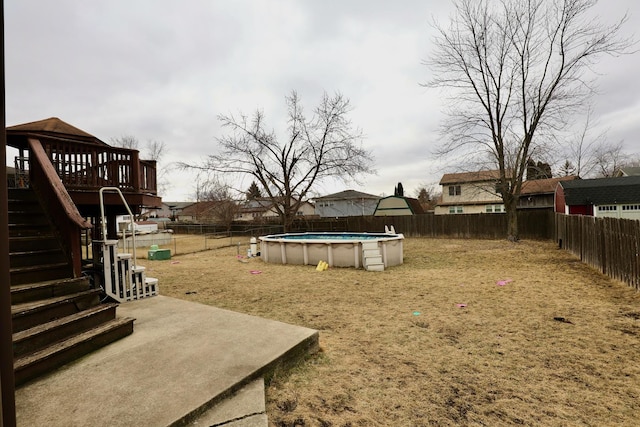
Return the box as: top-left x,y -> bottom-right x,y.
259,232 -> 404,269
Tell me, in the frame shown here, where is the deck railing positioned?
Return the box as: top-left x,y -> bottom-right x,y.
27,135 -> 157,195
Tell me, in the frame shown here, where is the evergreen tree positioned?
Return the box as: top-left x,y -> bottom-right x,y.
246,181 -> 262,200
526,160 -> 552,180
394,182 -> 404,197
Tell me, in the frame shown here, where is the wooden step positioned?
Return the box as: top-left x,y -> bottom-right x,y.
11,277 -> 91,305
13,303 -> 119,358
8,188 -> 38,202
9,235 -> 61,253
14,316 -> 135,386
10,261 -> 72,286
8,204 -> 48,218
9,248 -> 67,269
12,289 -> 101,333
8,213 -> 49,228
8,223 -> 53,238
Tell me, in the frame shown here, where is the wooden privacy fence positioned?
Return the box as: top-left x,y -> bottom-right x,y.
167,210 -> 555,240
291,210 -> 555,240
556,214 -> 640,290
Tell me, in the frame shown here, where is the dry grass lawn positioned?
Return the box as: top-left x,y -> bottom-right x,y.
139,237 -> 640,426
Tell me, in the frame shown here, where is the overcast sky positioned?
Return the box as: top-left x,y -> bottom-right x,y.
5,1 -> 640,201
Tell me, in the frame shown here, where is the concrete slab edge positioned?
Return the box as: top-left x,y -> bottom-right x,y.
169,330 -> 320,427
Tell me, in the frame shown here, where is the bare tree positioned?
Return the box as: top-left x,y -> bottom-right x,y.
184,91 -> 374,231
145,140 -> 167,163
111,135 -> 167,162
110,135 -> 139,150
196,180 -> 240,232
562,106 -> 609,178
144,140 -> 170,196
426,0 -> 633,241
559,159 -> 576,176
414,184 -> 440,211
592,139 -> 625,177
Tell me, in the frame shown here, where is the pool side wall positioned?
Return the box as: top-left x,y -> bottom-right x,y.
259,234 -> 404,269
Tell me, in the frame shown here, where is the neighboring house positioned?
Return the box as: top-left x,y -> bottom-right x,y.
615,167 -> 640,177
235,198 -> 315,222
155,201 -> 194,219
236,198 -> 274,222
555,176 -> 640,219
313,189 -> 380,217
519,176 -> 577,210
373,196 -> 425,216
436,170 -> 505,215
179,200 -> 233,222
293,200 -> 316,217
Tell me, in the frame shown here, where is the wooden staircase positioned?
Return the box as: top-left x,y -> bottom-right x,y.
9,188 -> 135,386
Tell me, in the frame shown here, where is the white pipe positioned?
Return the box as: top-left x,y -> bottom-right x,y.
99,187 -> 138,268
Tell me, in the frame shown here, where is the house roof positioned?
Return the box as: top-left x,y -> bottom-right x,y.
239,198 -> 313,213
242,198 -> 275,210
375,196 -> 425,214
180,201 -> 225,217
521,176 -> 577,195
405,197 -> 425,214
559,176 -> 640,205
7,117 -> 108,145
616,167 -> 640,177
162,202 -> 194,210
439,170 -> 503,185
314,189 -> 380,201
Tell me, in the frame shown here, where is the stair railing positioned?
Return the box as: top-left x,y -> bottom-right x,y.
98,187 -> 158,302
28,138 -> 92,278
99,187 -> 138,267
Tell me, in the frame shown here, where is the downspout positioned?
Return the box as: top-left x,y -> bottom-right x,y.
0,0 -> 18,422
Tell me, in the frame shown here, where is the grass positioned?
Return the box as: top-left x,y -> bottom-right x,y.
139,236 -> 640,426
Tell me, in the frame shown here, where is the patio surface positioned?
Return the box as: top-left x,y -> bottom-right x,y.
15,295 -> 319,426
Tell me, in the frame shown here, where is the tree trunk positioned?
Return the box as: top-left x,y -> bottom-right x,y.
505,197 -> 519,242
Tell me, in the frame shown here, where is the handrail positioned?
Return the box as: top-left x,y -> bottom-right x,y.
99,187 -> 138,268
28,138 -> 91,278
28,139 -> 91,229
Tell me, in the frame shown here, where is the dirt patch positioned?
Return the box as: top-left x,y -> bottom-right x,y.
140,237 -> 640,426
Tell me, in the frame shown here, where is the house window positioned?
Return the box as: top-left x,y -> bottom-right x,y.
598,205 -> 617,211
486,204 -> 505,213
448,185 -> 461,196
622,205 -> 640,211
449,206 -> 463,214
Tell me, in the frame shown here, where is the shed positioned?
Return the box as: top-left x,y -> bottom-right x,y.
373,196 -> 424,216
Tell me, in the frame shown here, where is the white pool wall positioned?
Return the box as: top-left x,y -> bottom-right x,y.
258,232 -> 404,268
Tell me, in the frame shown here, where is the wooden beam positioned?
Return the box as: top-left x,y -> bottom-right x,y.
0,0 -> 18,422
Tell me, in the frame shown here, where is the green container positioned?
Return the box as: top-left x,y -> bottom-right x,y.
148,248 -> 171,260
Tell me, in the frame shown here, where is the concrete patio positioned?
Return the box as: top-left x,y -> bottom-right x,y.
15,295 -> 319,426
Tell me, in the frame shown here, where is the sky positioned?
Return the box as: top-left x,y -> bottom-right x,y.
5,0 -> 640,202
